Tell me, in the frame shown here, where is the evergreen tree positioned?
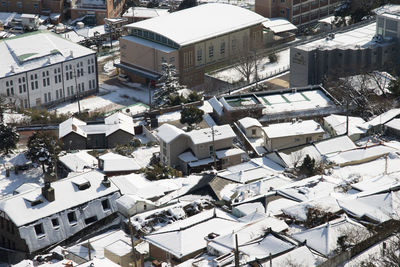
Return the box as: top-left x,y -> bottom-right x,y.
301,154 -> 316,176
0,123 -> 19,155
27,132 -> 62,175
180,105 -> 204,129
153,62 -> 186,107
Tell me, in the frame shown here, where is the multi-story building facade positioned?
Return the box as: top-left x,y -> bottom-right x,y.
255,0 -> 341,27
0,31 -> 98,108
0,0 -> 64,15
289,16 -> 398,87
70,0 -> 126,25
0,171 -> 120,263
118,3 -> 266,87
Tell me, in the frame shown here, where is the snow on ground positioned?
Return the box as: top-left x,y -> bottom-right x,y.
52,83 -> 153,114
103,58 -> 120,74
132,146 -> 160,168
3,113 -> 30,124
0,152 -> 43,198
211,48 -> 290,84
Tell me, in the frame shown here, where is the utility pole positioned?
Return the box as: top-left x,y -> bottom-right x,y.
212,126 -> 217,170
234,234 -> 239,267
128,217 -> 138,267
73,68 -> 81,114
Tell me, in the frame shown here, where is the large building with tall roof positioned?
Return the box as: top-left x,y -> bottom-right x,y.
118,3 -> 266,87
0,30 -> 98,108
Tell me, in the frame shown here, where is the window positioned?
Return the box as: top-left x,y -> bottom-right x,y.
101,199 -> 110,210
81,82 -> 85,91
48,92 -> 51,101
19,85 -> 22,94
56,90 -> 59,99
209,145 -> 214,156
144,204 -> 147,210
197,49 -> 202,61
306,137 -> 312,143
51,218 -> 59,227
209,45 -> 214,58
220,42 -> 225,55
34,223 -> 44,236
252,129 -> 257,136
84,216 -> 98,225
67,211 -> 77,224
44,93 -> 47,103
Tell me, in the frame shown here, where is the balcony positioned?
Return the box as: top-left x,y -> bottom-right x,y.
320,0 -> 328,7
301,3 -> 310,12
293,8 -> 301,16
293,0 -> 301,5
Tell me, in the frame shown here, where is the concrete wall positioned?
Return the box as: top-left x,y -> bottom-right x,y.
190,137 -> 234,160
290,40 -> 398,87
221,153 -> 242,169
242,125 -> 263,138
266,132 -> 324,151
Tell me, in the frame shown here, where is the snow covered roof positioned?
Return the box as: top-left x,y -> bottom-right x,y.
362,109 -> 400,129
262,18 -> 297,33
234,202 -> 265,216
268,246 -> 317,267
59,150 -> 97,172
263,120 -> 324,139
323,114 -> 366,136
105,111 -> 133,125
282,196 -> 342,222
373,4 -> 400,15
215,148 -> 245,159
0,170 -> 119,227
338,191 -> 400,223
59,117 -> 87,139
0,31 -> 95,78
124,3 -> 267,46
178,151 -> 198,163
278,145 -> 322,169
314,136 -> 357,156
351,174 -> 400,193
116,194 -> 154,210
156,123 -> 185,143
61,30 -> 85,43
218,158 -> 284,184
105,240 -> 132,256
238,117 -> 262,129
207,215 -> 289,256
75,25 -> 106,38
239,233 -> 295,262
296,22 -> 389,52
110,173 -> 178,199
326,145 -> 396,166
99,152 -> 141,172
123,7 -> 170,19
187,125 -> 236,145
291,216 -> 368,256
385,118 -> 400,130
277,176 -> 340,202
144,208 -> 242,258
208,97 -> 224,116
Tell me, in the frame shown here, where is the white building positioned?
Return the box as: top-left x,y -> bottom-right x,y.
0,170 -> 120,256
0,30 -> 98,108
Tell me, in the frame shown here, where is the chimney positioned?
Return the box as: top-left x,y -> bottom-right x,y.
102,175 -> 111,188
42,182 -> 55,202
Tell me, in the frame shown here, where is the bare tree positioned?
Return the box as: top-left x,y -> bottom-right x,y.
234,51 -> 259,84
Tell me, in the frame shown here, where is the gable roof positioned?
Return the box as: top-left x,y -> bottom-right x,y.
59,150 -> 97,172
291,216 -> 367,256
125,3 -> 267,47
0,170 -> 119,227
156,123 -> 185,143
313,135 -> 356,156
59,117 -> 87,139
144,208 -> 241,259
323,114 -> 366,136
99,152 -> 141,172
187,124 -> 236,145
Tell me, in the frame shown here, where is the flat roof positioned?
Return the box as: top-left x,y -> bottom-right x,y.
124,3 -> 266,46
0,31 -> 95,78
295,22 -> 392,51
262,18 -> 297,33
